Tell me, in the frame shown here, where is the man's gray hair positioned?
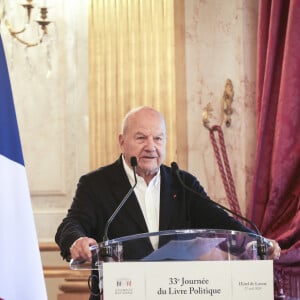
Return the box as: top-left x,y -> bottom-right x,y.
121,106 -> 166,134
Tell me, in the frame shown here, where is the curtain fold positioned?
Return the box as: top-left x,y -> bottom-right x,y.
88,0 -> 187,170
248,0 -> 300,298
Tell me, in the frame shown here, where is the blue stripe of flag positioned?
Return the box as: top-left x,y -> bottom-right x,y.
0,34 -> 24,166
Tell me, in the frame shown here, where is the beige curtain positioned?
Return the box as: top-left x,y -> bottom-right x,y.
89,0 -> 187,170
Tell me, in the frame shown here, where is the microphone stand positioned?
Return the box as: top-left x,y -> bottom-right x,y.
100,156 -> 138,261
171,162 -> 268,260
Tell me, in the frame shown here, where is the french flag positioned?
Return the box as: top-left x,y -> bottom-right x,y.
0,35 -> 47,299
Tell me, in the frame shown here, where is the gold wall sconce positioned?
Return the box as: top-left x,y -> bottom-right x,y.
3,0 -> 52,47
202,79 -> 234,130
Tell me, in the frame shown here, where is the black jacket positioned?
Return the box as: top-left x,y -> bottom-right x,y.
55,156 -> 251,298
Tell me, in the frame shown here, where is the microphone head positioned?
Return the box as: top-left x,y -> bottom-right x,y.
130,156 -> 138,167
171,161 -> 179,171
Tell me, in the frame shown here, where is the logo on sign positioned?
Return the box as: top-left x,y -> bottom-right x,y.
115,278 -> 133,295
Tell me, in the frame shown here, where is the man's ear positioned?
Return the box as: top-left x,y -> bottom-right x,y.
119,134 -> 124,147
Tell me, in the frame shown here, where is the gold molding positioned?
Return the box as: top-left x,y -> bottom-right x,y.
202,79 -> 234,129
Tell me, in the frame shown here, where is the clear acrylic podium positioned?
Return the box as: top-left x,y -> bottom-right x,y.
70,229 -> 272,269
70,229 -> 274,299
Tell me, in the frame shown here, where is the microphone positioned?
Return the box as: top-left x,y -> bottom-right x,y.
103,156 -> 138,242
171,161 -> 269,259
70,157 -> 138,269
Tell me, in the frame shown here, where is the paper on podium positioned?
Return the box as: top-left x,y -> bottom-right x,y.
142,237 -> 226,261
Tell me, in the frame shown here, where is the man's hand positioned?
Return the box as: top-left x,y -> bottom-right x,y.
267,239 -> 281,260
70,237 -> 97,261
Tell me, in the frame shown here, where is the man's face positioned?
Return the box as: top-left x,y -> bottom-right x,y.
119,109 -> 167,179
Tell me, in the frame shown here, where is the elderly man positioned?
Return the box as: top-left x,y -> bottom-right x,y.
55,106 -> 280,299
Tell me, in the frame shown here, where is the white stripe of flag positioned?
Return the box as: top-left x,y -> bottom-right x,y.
0,34 -> 48,300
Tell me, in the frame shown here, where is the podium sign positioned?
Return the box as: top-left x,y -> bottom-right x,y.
70,230 -> 275,299
103,260 -> 273,300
